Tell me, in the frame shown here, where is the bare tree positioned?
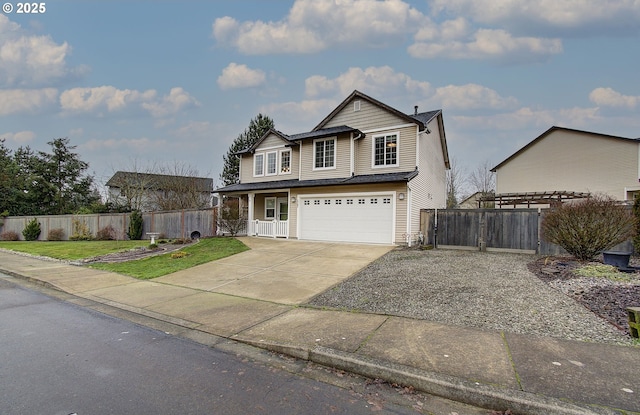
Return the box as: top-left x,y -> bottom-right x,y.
107,160 -> 213,212
469,160 -> 496,208
151,162 -> 213,211
446,157 -> 467,208
106,160 -> 155,211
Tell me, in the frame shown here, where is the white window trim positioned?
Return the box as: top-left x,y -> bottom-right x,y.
266,151 -> 277,176
313,137 -> 337,171
280,149 -> 292,175
372,132 -> 399,169
265,197 -> 276,219
254,153 -> 264,177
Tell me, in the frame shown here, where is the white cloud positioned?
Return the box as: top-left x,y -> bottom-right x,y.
217,63 -> 266,90
451,106 -> 600,132
0,15 -> 88,87
60,86 -> 198,118
305,66 -> 432,99
430,0 -> 640,35
60,86 -> 156,114
0,88 -> 57,115
0,130 -> 36,144
589,87 -> 639,109
212,0 -> 424,54
303,66 -> 519,112
141,87 -> 200,118
409,26 -> 562,62
432,84 -> 518,110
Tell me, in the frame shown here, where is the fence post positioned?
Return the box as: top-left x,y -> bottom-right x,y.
478,210 -> 487,251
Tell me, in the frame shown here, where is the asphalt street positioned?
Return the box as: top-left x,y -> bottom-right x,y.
0,275 -> 492,415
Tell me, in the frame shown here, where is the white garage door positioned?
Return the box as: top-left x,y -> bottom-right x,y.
299,194 -> 394,244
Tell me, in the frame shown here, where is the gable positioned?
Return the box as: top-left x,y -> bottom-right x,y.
254,131 -> 292,151
492,126 -> 639,172
321,97 -> 412,131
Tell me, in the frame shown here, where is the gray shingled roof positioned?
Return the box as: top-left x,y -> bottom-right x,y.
106,171 -> 213,193
216,170 -> 419,193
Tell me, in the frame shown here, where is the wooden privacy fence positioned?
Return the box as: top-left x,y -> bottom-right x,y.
0,208 -> 218,241
420,208 -> 633,255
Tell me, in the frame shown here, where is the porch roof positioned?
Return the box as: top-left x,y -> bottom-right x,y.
216,170 -> 419,194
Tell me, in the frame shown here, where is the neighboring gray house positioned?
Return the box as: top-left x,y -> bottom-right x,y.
216,90 -> 450,245
106,171 -> 214,211
491,127 -> 640,206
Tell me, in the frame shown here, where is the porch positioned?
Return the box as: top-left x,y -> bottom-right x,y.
248,219 -> 289,238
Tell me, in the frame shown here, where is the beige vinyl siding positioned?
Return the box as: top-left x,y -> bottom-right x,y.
239,147 -> 299,183
409,121 -> 447,241
323,98 -> 409,131
289,183 -> 408,244
496,130 -> 640,201
299,135 -> 351,180
355,125 -> 417,175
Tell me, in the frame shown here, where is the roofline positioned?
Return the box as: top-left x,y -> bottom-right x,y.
491,126 -> 640,172
312,90 -> 426,131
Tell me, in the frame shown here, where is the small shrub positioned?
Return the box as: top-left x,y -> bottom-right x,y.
217,198 -> 246,236
171,238 -> 192,245
22,218 -> 41,241
171,251 -> 188,259
127,210 -> 143,240
148,243 -> 158,249
47,228 -> 65,241
70,218 -> 92,241
95,225 -> 116,241
0,231 -> 19,241
541,195 -> 636,260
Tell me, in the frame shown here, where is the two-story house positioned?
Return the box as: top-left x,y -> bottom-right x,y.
216,90 -> 450,245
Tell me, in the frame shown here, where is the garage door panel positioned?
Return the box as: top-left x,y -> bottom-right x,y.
299,195 -> 393,244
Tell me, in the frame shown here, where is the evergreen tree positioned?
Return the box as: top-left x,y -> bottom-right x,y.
0,139 -> 21,215
127,210 -> 144,240
220,114 -> 274,186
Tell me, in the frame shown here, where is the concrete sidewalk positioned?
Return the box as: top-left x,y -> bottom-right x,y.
0,239 -> 637,415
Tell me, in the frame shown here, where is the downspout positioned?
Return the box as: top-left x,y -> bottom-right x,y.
352,133 -> 363,176
350,133 -> 355,176
406,185 -> 412,247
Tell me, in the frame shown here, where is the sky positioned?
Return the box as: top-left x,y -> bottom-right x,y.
1,0 -> 640,196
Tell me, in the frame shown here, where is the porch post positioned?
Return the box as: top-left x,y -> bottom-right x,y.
247,193 -> 255,236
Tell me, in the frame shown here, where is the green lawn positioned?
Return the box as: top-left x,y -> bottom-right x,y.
89,237 -> 248,279
0,237 -> 249,280
0,240 -> 147,260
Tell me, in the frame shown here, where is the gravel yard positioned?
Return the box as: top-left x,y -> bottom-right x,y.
308,248 -> 639,346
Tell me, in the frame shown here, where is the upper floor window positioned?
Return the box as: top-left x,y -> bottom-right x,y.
373,133 -> 398,167
280,150 -> 291,174
314,138 -> 335,169
254,153 -> 264,176
266,151 -> 277,176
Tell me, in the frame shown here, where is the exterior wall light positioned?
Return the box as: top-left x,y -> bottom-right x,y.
291,196 -> 296,203
398,193 -> 405,200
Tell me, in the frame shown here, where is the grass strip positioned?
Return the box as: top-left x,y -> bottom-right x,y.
0,240 -> 146,260
89,237 -> 248,279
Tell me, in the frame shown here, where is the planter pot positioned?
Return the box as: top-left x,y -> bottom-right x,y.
602,251 -> 632,269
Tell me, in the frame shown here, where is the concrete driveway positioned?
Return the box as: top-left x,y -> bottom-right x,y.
155,237 -> 395,305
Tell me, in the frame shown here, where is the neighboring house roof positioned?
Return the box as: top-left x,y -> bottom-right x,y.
491,126 -> 640,172
217,170 -> 419,193
106,171 -> 213,193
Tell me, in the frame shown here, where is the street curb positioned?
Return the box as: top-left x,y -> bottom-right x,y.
308,346 -> 621,415
1,268 -> 627,415
227,337 -> 622,415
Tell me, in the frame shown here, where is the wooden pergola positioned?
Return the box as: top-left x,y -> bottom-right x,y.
479,191 -> 591,208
